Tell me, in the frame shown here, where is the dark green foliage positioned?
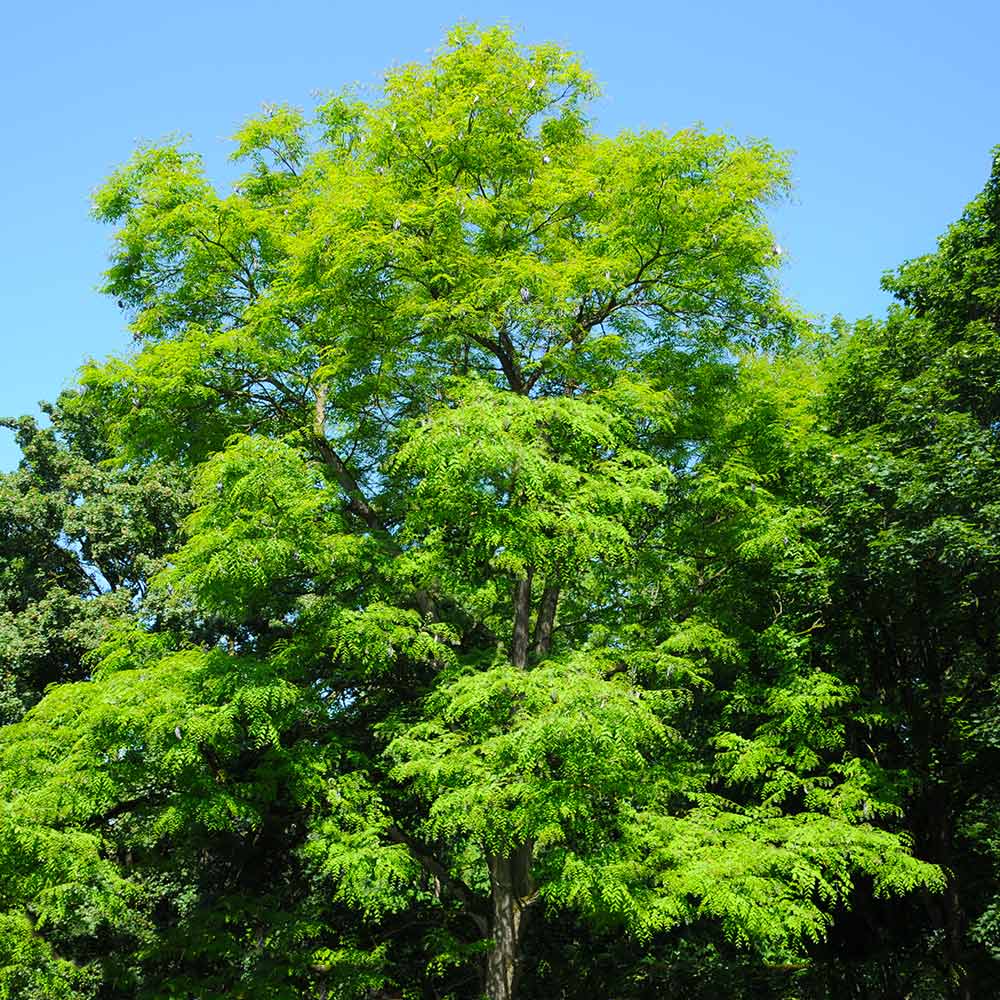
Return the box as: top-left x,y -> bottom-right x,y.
803,147 -> 1000,997
0,399 -> 187,724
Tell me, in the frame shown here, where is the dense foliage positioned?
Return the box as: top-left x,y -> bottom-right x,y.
0,24 -> 997,1000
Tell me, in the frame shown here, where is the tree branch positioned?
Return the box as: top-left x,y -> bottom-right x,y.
386,824 -> 488,934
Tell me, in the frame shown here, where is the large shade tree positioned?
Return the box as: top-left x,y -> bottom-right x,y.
0,25 -> 941,1000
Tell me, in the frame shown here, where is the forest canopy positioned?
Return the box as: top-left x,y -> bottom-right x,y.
1,23 -> 998,1000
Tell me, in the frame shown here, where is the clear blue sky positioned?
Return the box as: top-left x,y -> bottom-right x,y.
3,0 -> 998,469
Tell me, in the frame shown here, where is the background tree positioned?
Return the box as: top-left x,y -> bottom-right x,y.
0,397 -> 189,999
801,148 -> 1000,998
0,397 -> 187,726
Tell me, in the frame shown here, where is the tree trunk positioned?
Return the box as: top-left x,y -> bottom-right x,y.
488,572 -> 541,998
532,584 -> 559,658
930,803 -> 970,1000
511,570 -> 534,669
484,843 -> 534,1000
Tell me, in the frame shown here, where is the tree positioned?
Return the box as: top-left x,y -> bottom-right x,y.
805,147 -> 1000,998
0,399 -> 189,999
0,25 -> 941,999
0,399 -> 187,726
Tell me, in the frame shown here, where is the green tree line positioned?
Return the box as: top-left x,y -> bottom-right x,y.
1,24 -> 998,1000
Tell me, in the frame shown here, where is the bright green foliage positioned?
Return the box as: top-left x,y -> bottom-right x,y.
0,912 -> 101,1000
0,24 -> 956,1000
390,379 -> 672,636
170,435 -> 371,618
82,22 -> 795,473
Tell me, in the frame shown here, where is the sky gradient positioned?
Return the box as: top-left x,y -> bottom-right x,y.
3,0 -> 998,469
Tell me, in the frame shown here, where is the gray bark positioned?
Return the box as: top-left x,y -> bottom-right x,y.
484,842 -> 535,1000
511,570 -> 534,669
532,584 -> 559,658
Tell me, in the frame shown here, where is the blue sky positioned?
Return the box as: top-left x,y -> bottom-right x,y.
3,0 -> 998,469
